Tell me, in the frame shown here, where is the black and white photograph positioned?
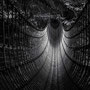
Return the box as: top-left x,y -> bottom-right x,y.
0,0 -> 90,90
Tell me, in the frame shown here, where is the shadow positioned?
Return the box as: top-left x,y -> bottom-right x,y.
47,19 -> 63,47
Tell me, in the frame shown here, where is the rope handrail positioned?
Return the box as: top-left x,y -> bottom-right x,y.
4,0 -> 45,31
